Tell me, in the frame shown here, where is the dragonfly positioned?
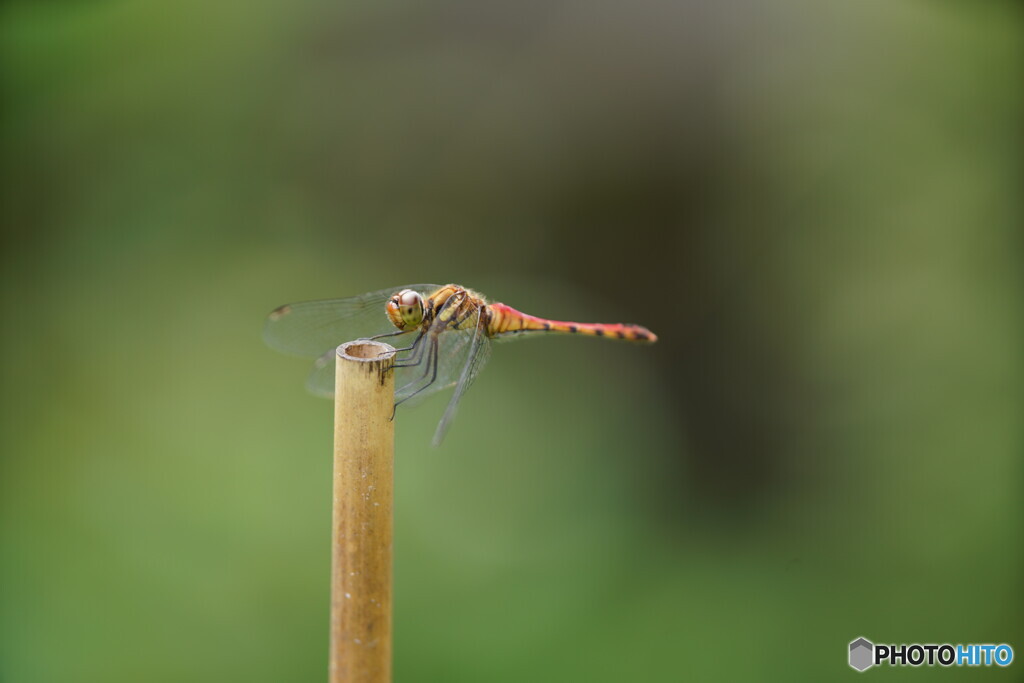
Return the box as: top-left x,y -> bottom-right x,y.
264,284 -> 657,445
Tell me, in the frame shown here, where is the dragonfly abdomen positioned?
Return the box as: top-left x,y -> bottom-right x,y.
487,303 -> 657,343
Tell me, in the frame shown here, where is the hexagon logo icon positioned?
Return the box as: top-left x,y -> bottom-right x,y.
849,637 -> 874,671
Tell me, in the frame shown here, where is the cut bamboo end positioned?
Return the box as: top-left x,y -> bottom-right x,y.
330,340 -> 396,683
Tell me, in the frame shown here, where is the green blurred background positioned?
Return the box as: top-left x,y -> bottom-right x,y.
2,1 -> 1021,680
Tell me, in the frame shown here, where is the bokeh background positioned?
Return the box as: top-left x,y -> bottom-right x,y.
2,1 -> 1021,680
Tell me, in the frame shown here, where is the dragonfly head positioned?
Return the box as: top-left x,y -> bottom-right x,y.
386,289 -> 425,330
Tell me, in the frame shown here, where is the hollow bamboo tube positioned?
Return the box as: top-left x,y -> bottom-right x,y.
330,340 -> 396,683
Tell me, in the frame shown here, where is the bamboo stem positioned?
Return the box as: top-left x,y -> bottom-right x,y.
330,340 -> 396,683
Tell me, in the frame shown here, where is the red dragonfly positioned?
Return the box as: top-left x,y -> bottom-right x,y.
264,284 -> 657,444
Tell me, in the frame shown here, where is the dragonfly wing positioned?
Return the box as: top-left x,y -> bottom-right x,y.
308,322 -> 481,402
432,317 -> 492,446
392,304 -> 478,406
305,348 -> 339,398
302,294 -> 494,442
263,284 -> 442,358
389,293 -> 477,404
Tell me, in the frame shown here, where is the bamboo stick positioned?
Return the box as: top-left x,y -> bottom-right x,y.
330,340 -> 396,683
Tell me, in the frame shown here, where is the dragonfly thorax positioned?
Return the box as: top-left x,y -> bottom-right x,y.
386,289 -> 425,330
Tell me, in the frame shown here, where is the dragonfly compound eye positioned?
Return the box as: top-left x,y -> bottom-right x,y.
387,289 -> 424,329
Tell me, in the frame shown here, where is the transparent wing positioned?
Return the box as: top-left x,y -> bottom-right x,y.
304,348 -> 342,398
305,300 -> 487,402
432,315 -> 492,446
394,321 -> 477,406
303,330 -> 471,400
299,294 -> 494,443
263,284 -> 442,358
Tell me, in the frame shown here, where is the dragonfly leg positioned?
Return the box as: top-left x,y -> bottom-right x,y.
389,293 -> 465,416
360,329 -> 418,375
392,330 -> 425,357
394,337 -> 440,412
392,294 -> 459,370
392,331 -> 428,369
396,335 -> 438,393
